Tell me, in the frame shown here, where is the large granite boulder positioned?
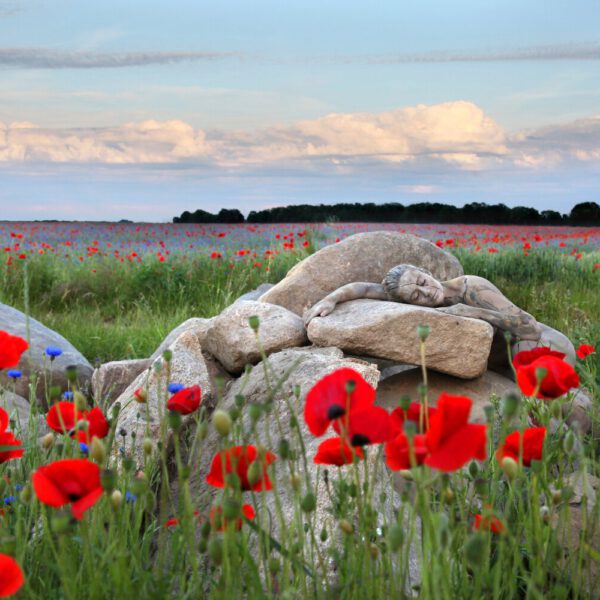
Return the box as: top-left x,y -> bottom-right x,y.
0,303 -> 93,404
150,317 -> 214,362
259,231 -> 463,315
92,359 -> 152,406
203,301 -> 308,374
376,367 -> 518,424
109,330 -> 213,467
307,299 -> 494,379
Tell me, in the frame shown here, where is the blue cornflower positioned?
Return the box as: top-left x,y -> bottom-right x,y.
4,496 -> 16,505
15,484 -> 23,492
63,391 -> 74,400
45,346 -> 63,358
7,369 -> 22,379
168,383 -> 185,394
125,491 -> 137,503
79,442 -> 89,454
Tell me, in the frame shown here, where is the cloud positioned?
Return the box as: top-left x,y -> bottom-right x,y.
0,48 -> 239,69
0,101 -> 599,174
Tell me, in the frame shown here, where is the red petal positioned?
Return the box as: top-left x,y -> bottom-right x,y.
0,407 -> 8,433
71,487 -> 103,520
167,385 -> 201,415
425,424 -> 487,472
0,553 -> 25,597
426,393 -> 472,452
332,404 -> 392,445
385,433 -> 428,471
513,346 -> 566,369
314,437 -> 364,466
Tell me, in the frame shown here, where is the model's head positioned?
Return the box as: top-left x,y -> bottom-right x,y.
382,264 -> 444,307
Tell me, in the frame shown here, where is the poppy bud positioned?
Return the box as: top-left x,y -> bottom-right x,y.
208,539 -> 223,565
65,365 -> 78,383
246,461 -> 263,488
399,469 -> 413,481
417,324 -> 431,342
234,394 -> 245,408
112,402 -> 121,419
388,523 -> 404,552
399,395 -> 412,411
338,519 -> 353,534
290,473 -> 301,491
500,456 -> 519,480
49,385 -> 61,400
368,543 -> 379,559
301,492 -> 317,513
212,410 -> 232,437
319,527 -> 328,542
74,391 -> 87,411
51,516 -> 72,535
168,410 -> 182,431
289,415 -> 299,429
563,430 -> 575,453
90,438 -> 106,463
403,420 -> 417,439
101,469 -> 117,493
293,385 -> 301,399
551,489 -> 562,504
468,461 -> 479,479
443,488 -> 455,504
41,432 -> 55,449
143,437 -> 153,455
19,484 -> 32,504
539,505 -> 550,524
76,419 -> 89,431
134,388 -> 147,403
345,380 -> 356,394
464,533 -> 486,568
503,393 -> 520,419
162,349 -> 173,363
503,330 -> 512,344
110,490 -> 123,509
278,439 -> 291,460
248,315 -> 260,332
248,404 -> 262,423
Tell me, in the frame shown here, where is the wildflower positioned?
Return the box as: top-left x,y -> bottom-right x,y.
63,391 -> 74,400
390,402 -> 437,436
332,404 -> 393,446
0,331 -> 28,369
515,350 -> 579,400
474,513 -> 506,534
46,401 -> 84,434
32,458 -> 103,520
206,445 -> 276,491
133,388 -> 147,403
313,437 -> 364,466
45,346 -> 63,358
6,370 -> 21,379
304,368 -> 376,437
0,408 -> 23,464
512,347 -> 567,369
576,344 -> 595,359
210,503 -> 255,531
125,491 -> 137,503
0,553 -> 24,597
167,385 -> 201,415
496,427 -> 546,467
168,383 -> 185,394
385,393 -> 487,472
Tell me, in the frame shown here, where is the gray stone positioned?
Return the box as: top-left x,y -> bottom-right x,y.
109,330 -> 213,467
185,346 -> 420,587
150,317 -> 214,362
0,303 -> 93,404
203,301 -> 308,374
308,299 -> 494,379
92,359 -> 151,406
233,283 -> 274,304
0,390 -> 48,437
259,231 -> 463,316
376,367 -> 518,424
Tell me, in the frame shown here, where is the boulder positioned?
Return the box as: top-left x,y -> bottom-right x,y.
259,231 -> 463,315
0,390 -> 48,437
233,282 -> 274,304
109,330 -> 213,467
185,346 -> 420,583
0,303 -> 93,404
150,317 -> 214,362
203,301 -> 308,374
376,367 -> 518,424
92,359 -> 152,405
308,299 -> 494,379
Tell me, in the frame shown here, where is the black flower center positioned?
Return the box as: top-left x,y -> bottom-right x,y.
327,405 -> 345,420
351,434 -> 370,447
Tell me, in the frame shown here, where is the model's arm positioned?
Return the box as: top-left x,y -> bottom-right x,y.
303,282 -> 387,326
437,304 -> 542,341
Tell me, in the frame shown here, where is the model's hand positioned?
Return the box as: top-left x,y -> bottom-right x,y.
436,304 -> 473,317
303,299 -> 337,326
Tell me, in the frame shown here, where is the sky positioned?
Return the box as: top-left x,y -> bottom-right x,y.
1,0 -> 600,221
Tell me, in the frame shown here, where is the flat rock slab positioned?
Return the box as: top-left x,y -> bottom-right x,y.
150,317 -> 214,362
307,299 -> 493,379
377,367 -> 518,424
92,358 -> 152,405
203,301 -> 307,374
0,303 -> 93,403
259,231 -> 464,315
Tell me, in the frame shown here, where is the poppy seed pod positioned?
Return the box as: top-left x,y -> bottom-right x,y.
110,490 -> 123,509
417,324 -> 431,342
301,492 -> 317,513
500,456 -> 519,480
212,410 -> 232,437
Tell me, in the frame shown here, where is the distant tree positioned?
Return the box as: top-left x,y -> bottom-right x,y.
509,206 -> 541,225
569,202 -> 600,225
540,210 -> 564,225
216,208 -> 245,223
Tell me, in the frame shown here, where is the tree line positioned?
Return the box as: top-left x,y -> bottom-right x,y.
173,201 -> 600,226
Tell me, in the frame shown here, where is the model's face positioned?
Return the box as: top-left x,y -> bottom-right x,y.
396,269 -> 444,307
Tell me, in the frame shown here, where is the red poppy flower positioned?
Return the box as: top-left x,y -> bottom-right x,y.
332,404 -> 393,446
209,503 -> 255,531
304,368 -> 376,437
0,408 -> 23,464
46,401 -> 83,434
76,407 -> 109,444
0,553 -> 24,597
390,402 -> 437,436
313,437 -> 364,465
0,330 -> 28,369
496,427 -> 546,467
516,356 -> 579,399
206,445 -> 276,491
167,385 -> 201,415
512,347 -> 566,369
474,513 -> 506,534
164,511 -> 201,528
385,393 -> 487,473
576,344 -> 596,360
32,458 -> 103,520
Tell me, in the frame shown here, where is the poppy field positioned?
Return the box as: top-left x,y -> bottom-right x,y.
0,221 -> 599,598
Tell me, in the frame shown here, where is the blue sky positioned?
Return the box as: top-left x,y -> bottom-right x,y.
1,0 -> 600,220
